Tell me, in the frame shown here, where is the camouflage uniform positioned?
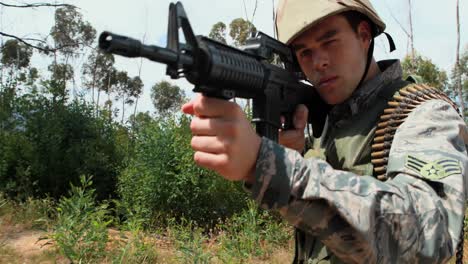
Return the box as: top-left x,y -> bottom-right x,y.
246,59 -> 468,263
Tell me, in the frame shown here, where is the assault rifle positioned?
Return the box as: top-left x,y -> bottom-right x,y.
98,1 -> 329,141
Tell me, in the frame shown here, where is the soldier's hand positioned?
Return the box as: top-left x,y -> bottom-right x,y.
181,95 -> 261,183
278,104 -> 308,153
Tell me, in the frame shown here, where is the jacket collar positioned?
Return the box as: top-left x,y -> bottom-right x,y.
328,59 -> 403,127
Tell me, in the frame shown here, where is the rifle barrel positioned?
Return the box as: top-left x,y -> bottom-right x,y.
99,31 -> 194,67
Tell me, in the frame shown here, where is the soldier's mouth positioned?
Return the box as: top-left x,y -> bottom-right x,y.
318,76 -> 338,89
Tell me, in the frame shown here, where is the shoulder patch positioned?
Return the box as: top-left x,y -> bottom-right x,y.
405,155 -> 462,180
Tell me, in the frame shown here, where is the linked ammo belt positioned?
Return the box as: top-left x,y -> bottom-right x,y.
371,83 -> 459,180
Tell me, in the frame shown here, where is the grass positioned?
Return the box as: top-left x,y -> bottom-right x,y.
0,192 -> 55,231
0,243 -> 19,263
13,181 -> 468,263
0,178 -> 294,263
3,184 -> 467,264
0,238 -> 61,264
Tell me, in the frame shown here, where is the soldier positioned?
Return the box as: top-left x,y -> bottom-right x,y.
182,0 -> 467,263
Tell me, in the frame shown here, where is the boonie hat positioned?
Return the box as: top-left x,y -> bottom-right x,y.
276,0 -> 386,45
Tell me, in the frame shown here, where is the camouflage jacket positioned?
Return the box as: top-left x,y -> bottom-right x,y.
247,60 -> 468,263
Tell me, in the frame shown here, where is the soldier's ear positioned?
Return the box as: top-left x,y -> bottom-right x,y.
357,21 -> 372,44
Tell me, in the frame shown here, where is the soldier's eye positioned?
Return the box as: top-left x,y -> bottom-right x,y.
299,49 -> 312,59
324,39 -> 336,46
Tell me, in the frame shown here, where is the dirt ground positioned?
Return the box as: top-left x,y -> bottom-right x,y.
1,224 -> 466,263
3,229 -> 51,257
0,224 -> 293,264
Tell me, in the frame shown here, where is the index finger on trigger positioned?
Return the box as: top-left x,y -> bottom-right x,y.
193,95 -> 239,118
294,104 -> 309,130
182,100 -> 195,115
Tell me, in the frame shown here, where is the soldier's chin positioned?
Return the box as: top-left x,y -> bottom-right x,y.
319,93 -> 343,105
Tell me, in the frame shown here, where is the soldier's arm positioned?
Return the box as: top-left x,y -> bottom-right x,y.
248,99 -> 467,263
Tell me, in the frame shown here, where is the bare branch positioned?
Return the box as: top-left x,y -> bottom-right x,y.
242,0 -> 249,22
383,1 -> 411,38
0,31 -> 90,53
0,31 -> 51,52
21,37 -> 48,44
0,2 -> 75,8
272,0 -> 277,39
251,0 -> 258,25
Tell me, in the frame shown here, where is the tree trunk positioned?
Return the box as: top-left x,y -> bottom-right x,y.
96,90 -> 101,117
91,59 -> 98,108
455,0 -> 465,117
134,57 -> 143,123
121,94 -> 125,124
102,71 -> 112,117
62,55 -> 69,104
133,97 -> 139,120
108,92 -> 112,121
408,0 -> 415,64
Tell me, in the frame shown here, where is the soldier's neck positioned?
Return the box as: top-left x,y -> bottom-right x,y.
363,58 -> 381,83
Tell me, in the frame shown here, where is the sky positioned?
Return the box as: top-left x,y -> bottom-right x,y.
1,0 -> 467,115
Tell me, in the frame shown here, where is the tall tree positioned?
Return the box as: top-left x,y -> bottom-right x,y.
1,39 -> 33,69
150,80 -> 186,117
102,67 -> 118,120
113,71 -> 130,123
451,46 -> 468,118
0,39 -> 35,130
209,22 -> 227,44
127,76 -> 144,119
49,5 -> 96,101
454,0 -> 465,117
46,63 -> 74,103
82,50 -> 115,110
50,5 -> 96,58
110,71 -> 143,123
1,39 -> 34,91
407,0 -> 415,61
229,18 -> 257,46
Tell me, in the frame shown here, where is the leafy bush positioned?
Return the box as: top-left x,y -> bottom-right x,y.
0,93 -> 127,200
49,175 -> 112,263
168,218 -> 213,264
0,131 -> 35,200
217,200 -> 292,261
110,227 -> 160,264
118,115 -> 249,227
0,192 -> 55,230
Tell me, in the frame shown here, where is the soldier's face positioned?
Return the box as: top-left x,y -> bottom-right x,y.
291,14 -> 372,105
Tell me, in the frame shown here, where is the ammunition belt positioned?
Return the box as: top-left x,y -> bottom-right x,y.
372,83 -> 459,180
372,83 -> 463,264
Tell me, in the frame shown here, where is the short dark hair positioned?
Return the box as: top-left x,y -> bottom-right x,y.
341,11 -> 377,37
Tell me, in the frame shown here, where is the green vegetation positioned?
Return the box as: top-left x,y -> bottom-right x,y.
48,176 -> 112,262
0,181 -> 292,263
118,115 -> 248,228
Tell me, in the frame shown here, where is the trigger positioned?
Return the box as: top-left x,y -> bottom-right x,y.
280,116 -> 286,130
282,116 -> 293,130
